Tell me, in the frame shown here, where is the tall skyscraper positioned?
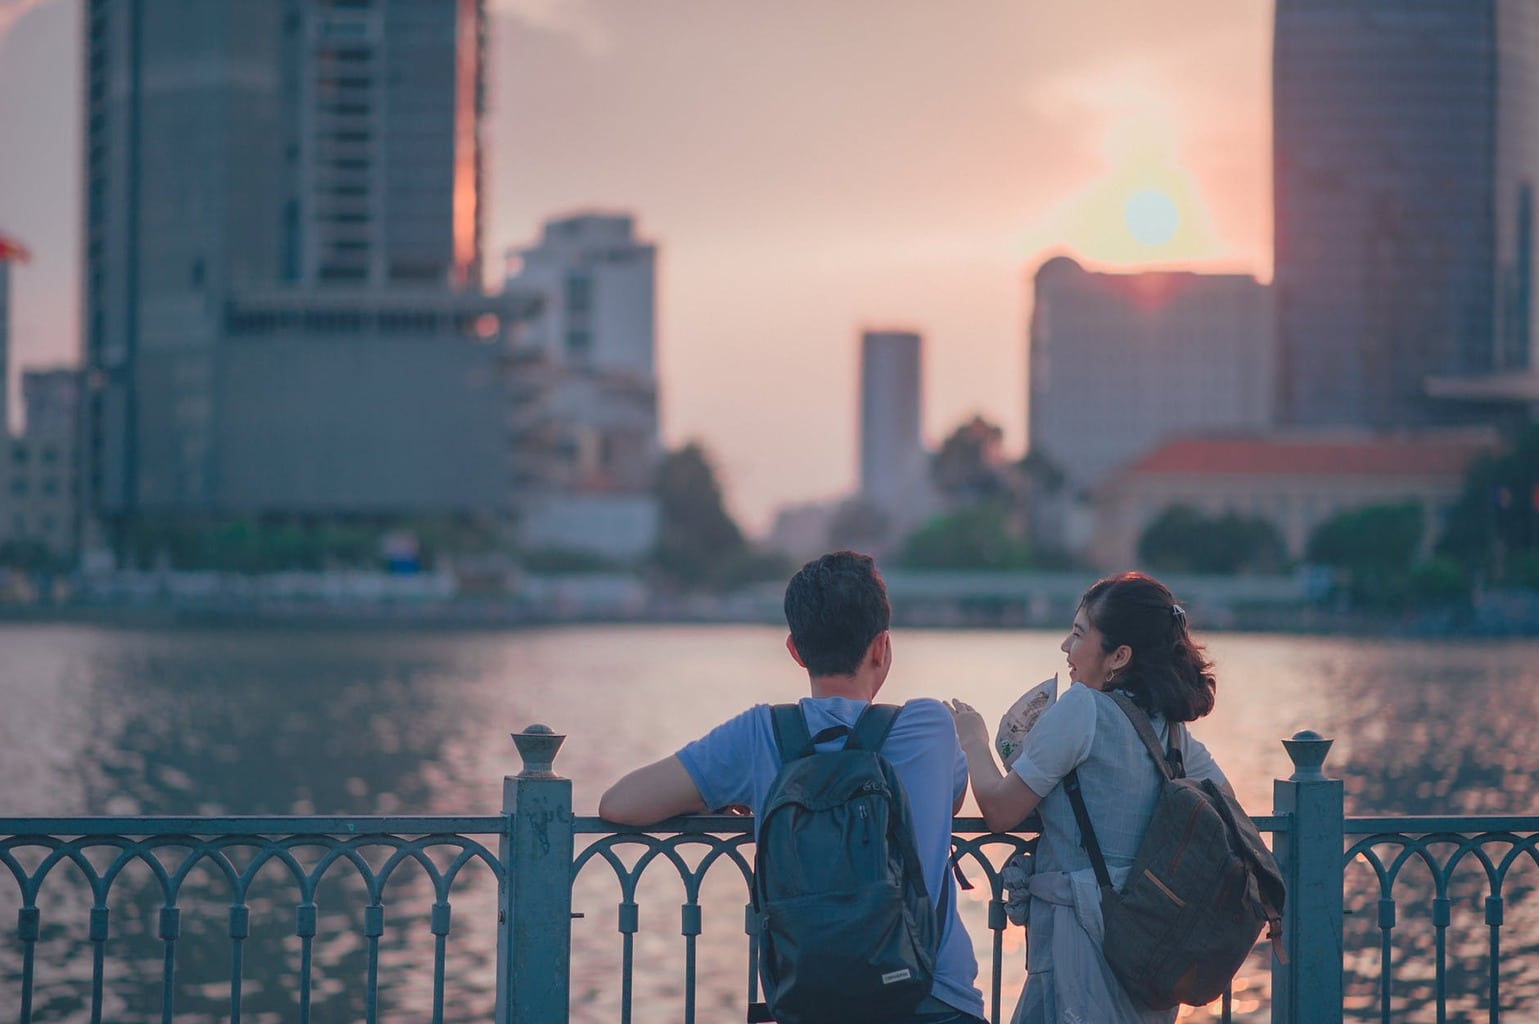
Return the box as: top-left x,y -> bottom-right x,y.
859,329 -> 926,518
83,0 -> 493,542
1028,257 -> 1273,490
1273,0 -> 1539,428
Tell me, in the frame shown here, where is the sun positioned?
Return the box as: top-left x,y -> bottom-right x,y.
1123,188 -> 1180,247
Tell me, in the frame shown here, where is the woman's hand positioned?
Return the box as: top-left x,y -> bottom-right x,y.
946,698 -> 990,749
948,697 -> 1046,833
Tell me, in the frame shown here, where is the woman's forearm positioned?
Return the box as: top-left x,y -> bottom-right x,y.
948,699 -> 1045,832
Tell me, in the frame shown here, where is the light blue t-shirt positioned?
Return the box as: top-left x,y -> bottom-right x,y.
676,695 -> 985,1019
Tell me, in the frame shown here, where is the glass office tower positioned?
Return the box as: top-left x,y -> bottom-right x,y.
1273,0 -> 1539,428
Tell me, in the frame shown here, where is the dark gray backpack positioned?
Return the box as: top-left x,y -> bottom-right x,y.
747,703 -> 943,1024
1065,692 -> 1286,1010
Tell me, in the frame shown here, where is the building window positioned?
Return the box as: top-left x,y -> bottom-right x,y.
565,273 -> 593,315
10,479 -> 26,497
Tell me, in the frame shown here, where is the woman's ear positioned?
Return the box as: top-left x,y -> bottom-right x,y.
1110,644 -> 1132,673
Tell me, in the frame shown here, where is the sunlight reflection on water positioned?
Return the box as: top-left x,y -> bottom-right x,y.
2,622 -> 1537,1021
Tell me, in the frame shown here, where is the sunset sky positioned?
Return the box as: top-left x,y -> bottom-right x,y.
0,0 -> 1273,532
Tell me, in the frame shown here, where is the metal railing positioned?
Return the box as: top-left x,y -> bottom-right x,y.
2,725 -> 1536,1024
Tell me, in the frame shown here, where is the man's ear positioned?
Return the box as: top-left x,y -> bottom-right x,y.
786,634 -> 807,668
866,630 -> 892,670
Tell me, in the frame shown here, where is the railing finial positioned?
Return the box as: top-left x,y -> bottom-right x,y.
1281,729 -> 1333,781
512,724 -> 566,779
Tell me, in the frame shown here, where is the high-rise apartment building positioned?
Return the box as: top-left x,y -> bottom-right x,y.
82,0 -> 496,542
508,213 -> 656,379
859,330 -> 927,520
1273,0 -> 1539,428
0,236 -> 77,559
503,213 -> 661,559
1028,257 -> 1273,490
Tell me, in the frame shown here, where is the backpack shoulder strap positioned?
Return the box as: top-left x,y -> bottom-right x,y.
1108,691 -> 1183,780
770,703 -> 815,762
846,702 -> 902,752
1063,768 -> 1114,890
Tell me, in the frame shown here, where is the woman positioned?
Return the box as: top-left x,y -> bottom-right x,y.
948,571 -> 1229,1024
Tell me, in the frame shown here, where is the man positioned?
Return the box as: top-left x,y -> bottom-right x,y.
600,551 -> 986,1023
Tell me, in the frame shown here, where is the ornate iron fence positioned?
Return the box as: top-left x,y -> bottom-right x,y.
1,725 -> 1536,1024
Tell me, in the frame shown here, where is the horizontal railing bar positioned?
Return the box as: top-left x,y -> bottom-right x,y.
579,814 -> 1292,834
1344,815 -> 1539,834
10,812 -> 1529,843
577,815 -> 1038,836
578,815 -> 752,835
0,816 -> 507,837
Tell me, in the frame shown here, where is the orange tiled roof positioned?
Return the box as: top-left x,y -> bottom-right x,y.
1122,434 -> 1497,478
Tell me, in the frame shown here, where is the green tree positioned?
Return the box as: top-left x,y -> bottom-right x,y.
1137,505 -> 1288,574
0,539 -> 69,574
1307,502 -> 1423,572
651,442 -> 782,589
1306,502 -> 1425,606
1020,449 -> 1066,495
931,415 -> 1011,505
896,503 -> 1032,571
1437,425 -> 1539,586
123,516 -> 391,572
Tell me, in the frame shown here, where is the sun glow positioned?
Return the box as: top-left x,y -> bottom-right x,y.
1124,188 -> 1179,247
1017,99 -> 1226,271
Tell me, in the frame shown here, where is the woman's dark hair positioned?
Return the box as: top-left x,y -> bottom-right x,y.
1080,571 -> 1215,722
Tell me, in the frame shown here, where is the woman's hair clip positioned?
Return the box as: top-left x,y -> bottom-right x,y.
1171,603 -> 1187,623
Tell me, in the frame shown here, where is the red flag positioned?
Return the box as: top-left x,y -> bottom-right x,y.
0,235 -> 31,263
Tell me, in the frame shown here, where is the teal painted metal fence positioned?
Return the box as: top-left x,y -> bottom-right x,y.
2,726 -> 1537,1023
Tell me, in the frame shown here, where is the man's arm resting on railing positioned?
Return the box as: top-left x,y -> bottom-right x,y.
599,754 -> 709,825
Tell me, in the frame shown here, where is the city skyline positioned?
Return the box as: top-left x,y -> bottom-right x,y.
0,0 -> 1274,531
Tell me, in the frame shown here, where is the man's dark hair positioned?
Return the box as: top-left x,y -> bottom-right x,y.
783,551 -> 891,677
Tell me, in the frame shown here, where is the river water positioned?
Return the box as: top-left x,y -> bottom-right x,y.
1,622 -> 1536,1022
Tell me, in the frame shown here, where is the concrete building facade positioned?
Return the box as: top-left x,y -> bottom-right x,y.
1027,256 -> 1274,490
504,213 -> 662,560
860,329 -> 928,524
508,212 -> 657,379
1274,0 -> 1539,428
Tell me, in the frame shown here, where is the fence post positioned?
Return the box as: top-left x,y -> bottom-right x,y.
1271,729 -> 1343,1024
495,724 -> 574,1024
